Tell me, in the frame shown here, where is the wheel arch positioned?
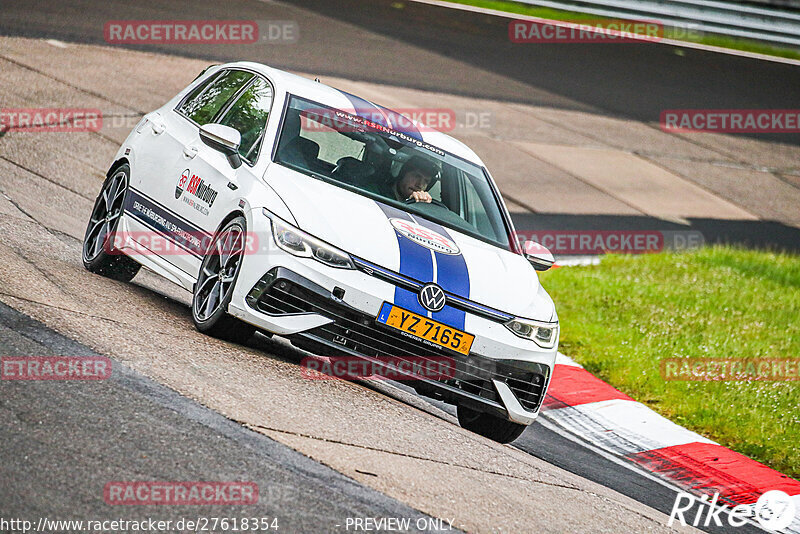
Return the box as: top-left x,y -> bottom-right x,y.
106,158 -> 131,185
202,210 -> 249,256
215,210 -> 248,235
107,158 -> 130,176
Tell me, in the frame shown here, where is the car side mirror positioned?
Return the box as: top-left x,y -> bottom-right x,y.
523,241 -> 555,271
199,123 -> 242,169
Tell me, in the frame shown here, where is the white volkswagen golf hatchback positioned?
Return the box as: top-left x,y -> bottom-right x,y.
82,62 -> 558,443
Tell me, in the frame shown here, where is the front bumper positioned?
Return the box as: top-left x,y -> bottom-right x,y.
227,207 -> 556,425
231,262 -> 554,425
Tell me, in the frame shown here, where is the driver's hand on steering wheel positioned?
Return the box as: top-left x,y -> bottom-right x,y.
407,190 -> 432,203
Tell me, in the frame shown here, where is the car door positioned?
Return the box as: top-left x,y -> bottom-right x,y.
136,68 -> 256,277
169,73 -> 275,278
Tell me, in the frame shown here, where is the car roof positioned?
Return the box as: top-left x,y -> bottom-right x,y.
225,61 -> 487,167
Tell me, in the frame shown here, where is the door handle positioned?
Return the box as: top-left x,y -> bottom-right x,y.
183,146 -> 198,159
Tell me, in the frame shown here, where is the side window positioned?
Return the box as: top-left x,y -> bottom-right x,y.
180,71 -> 219,109
301,117 -> 365,165
459,171 -> 493,237
177,69 -> 254,126
217,77 -> 274,162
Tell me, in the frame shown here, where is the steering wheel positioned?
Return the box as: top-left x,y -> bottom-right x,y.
404,197 -> 448,209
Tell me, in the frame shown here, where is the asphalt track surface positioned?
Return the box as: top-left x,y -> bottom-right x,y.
0,0 -> 794,532
0,302 -> 446,532
2,0 -> 799,146
382,381 -> 765,534
2,0 -> 799,255
0,304 -> 760,534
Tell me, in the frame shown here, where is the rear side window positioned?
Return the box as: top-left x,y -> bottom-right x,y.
217,76 -> 274,163
301,113 -> 365,165
177,69 -> 254,126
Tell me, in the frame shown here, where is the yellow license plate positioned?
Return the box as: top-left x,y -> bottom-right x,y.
376,303 -> 474,356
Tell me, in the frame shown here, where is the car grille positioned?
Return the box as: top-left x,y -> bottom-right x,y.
248,268 -> 548,413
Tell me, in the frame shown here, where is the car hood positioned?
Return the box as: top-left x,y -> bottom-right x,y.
264,164 -> 554,320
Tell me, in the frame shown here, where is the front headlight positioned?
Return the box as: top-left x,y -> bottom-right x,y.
504,318 -> 559,349
264,209 -> 355,270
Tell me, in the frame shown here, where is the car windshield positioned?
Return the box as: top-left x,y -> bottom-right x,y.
273,95 -> 512,250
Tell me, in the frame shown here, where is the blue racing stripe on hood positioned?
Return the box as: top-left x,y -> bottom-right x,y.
430,252 -> 469,329
376,202 -> 431,317
409,216 -> 470,330
376,202 -> 470,331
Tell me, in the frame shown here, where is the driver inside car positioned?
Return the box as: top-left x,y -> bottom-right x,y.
367,155 -> 438,203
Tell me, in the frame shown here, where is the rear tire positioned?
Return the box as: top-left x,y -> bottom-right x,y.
191,216 -> 255,344
82,164 -> 141,282
457,405 -> 527,443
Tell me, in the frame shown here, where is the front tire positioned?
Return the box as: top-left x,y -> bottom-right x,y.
191,216 -> 255,344
82,164 -> 141,282
457,405 -> 527,443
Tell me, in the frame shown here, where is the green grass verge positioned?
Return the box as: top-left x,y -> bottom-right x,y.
539,247 -> 800,479
437,0 -> 800,60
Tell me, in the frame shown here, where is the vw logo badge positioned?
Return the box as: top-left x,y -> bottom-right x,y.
419,283 -> 446,312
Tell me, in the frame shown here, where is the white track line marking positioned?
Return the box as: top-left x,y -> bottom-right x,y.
548,398 -> 716,453
537,415 -> 774,532
555,352 -> 582,367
